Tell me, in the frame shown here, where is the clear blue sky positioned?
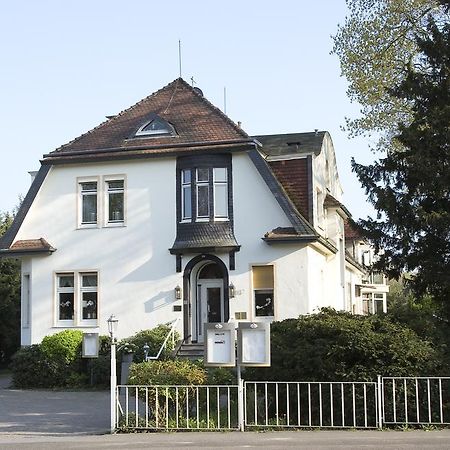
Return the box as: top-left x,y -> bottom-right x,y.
0,0 -> 377,219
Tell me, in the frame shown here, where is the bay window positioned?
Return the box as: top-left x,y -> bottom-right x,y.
180,166 -> 229,222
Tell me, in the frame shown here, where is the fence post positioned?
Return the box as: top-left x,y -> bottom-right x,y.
237,364 -> 245,431
377,375 -> 383,429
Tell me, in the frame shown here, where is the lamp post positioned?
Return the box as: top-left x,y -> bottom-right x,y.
143,342 -> 150,362
107,314 -> 118,433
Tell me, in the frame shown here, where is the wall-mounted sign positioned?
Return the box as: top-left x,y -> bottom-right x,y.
204,323 -> 236,367
82,332 -> 99,358
237,322 -> 270,367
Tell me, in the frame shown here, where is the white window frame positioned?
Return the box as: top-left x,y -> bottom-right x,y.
181,169 -> 192,222
22,273 -> 31,329
104,175 -> 126,227
196,168 -> 210,221
77,176 -> 100,229
54,271 -> 99,327
213,167 -> 228,220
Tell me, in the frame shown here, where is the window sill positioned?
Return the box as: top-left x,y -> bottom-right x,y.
78,224 -> 99,230
104,222 -> 126,228
53,324 -> 99,328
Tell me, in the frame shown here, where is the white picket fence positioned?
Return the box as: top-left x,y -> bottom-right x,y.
116,376 -> 450,431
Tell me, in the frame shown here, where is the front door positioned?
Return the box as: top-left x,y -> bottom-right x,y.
196,280 -> 223,343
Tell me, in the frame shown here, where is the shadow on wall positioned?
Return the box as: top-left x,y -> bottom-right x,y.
144,290 -> 175,313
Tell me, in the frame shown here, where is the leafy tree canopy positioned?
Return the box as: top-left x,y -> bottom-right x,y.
332,0 -> 448,149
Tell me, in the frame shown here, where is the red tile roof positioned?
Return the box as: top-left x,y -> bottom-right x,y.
268,158 -> 310,220
9,238 -> 55,252
344,219 -> 363,240
45,78 -> 253,160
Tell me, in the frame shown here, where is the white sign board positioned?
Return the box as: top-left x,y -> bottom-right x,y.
82,333 -> 99,358
237,322 -> 270,367
204,323 -> 236,367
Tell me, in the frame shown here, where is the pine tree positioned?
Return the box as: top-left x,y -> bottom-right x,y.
352,14 -> 450,319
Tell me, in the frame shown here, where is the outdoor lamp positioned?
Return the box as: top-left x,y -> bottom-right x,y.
174,285 -> 182,300
143,342 -> 150,362
107,314 -> 119,341
229,283 -> 235,299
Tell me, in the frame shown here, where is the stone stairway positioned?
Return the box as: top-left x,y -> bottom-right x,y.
176,342 -> 204,359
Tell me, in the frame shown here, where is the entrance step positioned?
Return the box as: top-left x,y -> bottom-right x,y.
176,342 -> 204,360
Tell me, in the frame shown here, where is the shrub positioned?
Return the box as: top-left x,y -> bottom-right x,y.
122,324 -> 180,363
40,329 -> 83,365
245,309 -> 441,382
10,345 -> 51,388
128,359 -> 207,385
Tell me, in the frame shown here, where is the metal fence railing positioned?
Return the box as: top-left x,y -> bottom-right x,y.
116,376 -> 450,431
244,381 -> 379,428
116,384 -> 239,430
382,377 -> 450,425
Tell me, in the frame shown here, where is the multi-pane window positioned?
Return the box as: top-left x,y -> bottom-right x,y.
80,273 -> 98,320
213,168 -> 228,218
106,180 -> 124,223
252,265 -> 274,317
81,182 -> 97,224
180,167 -> 229,222
181,170 -> 192,220
196,169 -> 210,219
57,274 -> 75,321
56,272 -> 98,324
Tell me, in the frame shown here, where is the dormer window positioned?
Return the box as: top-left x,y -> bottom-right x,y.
135,114 -> 176,137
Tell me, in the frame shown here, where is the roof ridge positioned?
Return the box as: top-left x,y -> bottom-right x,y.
51,78 -> 183,154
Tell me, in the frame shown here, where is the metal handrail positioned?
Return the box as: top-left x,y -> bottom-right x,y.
145,318 -> 180,361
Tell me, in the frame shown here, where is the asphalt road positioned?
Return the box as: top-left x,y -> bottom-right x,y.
1,374 -> 450,449
0,430 -> 450,449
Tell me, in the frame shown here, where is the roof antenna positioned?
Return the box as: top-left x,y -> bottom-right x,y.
178,40 -> 182,78
223,87 -> 227,114
190,76 -> 196,87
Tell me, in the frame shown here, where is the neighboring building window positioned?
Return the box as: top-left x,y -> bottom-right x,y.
181,169 -> 192,220
106,180 -> 124,223
80,182 -> 97,225
56,272 -> 98,325
252,265 -> 274,317
180,167 -> 229,222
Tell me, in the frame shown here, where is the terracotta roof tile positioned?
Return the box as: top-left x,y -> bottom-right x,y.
268,158 -> 310,220
46,78 -> 252,159
9,238 -> 55,252
344,219 -> 364,240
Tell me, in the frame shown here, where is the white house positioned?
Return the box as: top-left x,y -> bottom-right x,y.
0,78 -> 388,349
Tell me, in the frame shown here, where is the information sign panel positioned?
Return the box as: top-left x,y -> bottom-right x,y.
82,332 -> 99,358
204,323 -> 236,367
237,322 -> 270,367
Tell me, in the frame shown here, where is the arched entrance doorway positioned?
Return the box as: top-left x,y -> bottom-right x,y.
183,255 -> 229,343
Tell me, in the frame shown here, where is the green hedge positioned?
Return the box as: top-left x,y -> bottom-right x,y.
245,309 -> 441,382
128,360 -> 207,385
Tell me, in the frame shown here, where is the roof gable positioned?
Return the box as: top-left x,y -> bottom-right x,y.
46,78 -> 252,160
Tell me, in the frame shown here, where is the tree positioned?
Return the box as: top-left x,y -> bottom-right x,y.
352,14 -> 450,318
331,0 -> 447,150
0,212 -> 21,366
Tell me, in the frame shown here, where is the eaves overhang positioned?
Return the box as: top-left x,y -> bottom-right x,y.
0,248 -> 56,258
43,139 -> 257,164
